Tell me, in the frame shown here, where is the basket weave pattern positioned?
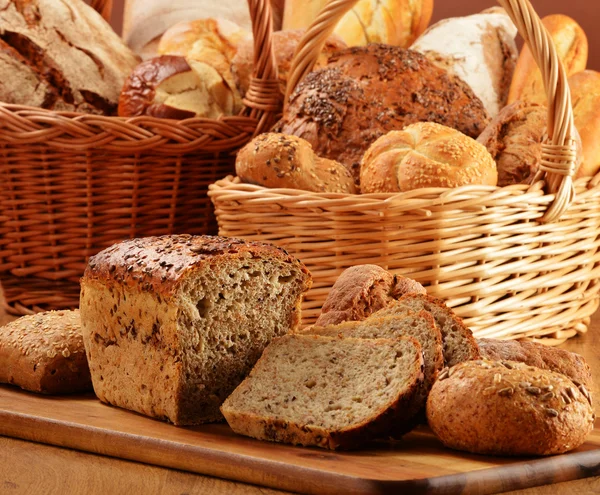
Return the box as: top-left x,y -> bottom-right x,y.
0,0 -> 281,315
210,0 -> 600,344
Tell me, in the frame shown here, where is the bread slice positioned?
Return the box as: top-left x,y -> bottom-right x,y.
305,310 -> 443,406
373,294 -> 480,367
478,338 -> 593,390
221,334 -> 425,450
0,309 -> 91,394
80,235 -> 312,425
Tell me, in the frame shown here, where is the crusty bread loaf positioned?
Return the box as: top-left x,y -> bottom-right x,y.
118,55 -> 237,119
0,0 -> 139,114
306,311 -> 444,414
235,133 -> 356,193
508,14 -> 588,105
374,295 -> 480,367
282,0 -> 433,48
274,45 -> 490,186
360,123 -> 498,193
221,334 -> 425,450
569,70 -> 600,178
411,7 -> 517,118
477,100 -> 582,186
315,265 -> 426,327
80,235 -> 311,425
427,359 -> 595,456
0,310 -> 92,394
232,29 -> 346,99
478,338 -> 593,390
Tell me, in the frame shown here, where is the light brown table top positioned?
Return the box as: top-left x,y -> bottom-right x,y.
1,297 -> 600,495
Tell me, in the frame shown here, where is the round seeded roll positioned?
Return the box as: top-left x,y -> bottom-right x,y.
427,359 -> 595,456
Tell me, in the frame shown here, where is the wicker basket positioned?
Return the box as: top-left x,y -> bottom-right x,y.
210,0 -> 600,344
0,0 -> 281,315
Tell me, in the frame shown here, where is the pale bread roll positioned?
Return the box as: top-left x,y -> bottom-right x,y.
411,7 -> 518,118
282,0 -> 433,48
570,70 -> 600,178
508,14 -> 588,105
360,123 -> 498,193
236,133 -> 356,193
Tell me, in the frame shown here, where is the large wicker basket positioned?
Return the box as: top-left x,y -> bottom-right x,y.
0,0 -> 281,315
210,0 -> 600,344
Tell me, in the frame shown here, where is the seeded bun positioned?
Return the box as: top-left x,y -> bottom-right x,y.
360,123 -> 498,193
427,359 -> 595,456
0,310 -> 92,394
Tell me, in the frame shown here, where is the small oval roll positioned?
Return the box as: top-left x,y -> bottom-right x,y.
508,14 -> 588,105
427,359 -> 595,456
236,133 -> 357,194
360,122 -> 497,193
570,70 -> 600,178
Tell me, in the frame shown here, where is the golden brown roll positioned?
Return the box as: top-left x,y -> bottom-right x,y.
236,133 -> 357,193
427,359 -> 595,456
274,45 -> 490,186
231,29 -> 346,98
282,0 -> 433,48
570,70 -> 600,178
360,123 -> 497,193
508,14 -> 588,105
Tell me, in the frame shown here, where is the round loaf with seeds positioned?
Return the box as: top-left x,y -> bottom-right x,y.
360,123 -> 498,193
236,133 -> 356,193
427,359 -> 595,456
0,310 -> 92,394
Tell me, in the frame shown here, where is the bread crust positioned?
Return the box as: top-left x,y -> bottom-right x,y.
478,338 -> 593,390
360,123 -> 498,193
222,335 -> 426,450
315,264 -> 425,327
0,310 -> 91,394
427,359 -> 595,456
274,45 -> 490,186
235,133 -> 356,193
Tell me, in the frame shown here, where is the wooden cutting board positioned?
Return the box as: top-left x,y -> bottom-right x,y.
1,385 -> 599,495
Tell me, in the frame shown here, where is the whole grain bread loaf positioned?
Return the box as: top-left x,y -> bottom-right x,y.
306,311 -> 443,416
0,0 -> 140,114
315,265 -> 426,327
478,338 -> 593,390
427,359 -> 595,456
274,44 -> 490,185
0,310 -> 92,394
221,334 -> 425,450
80,235 -> 311,425
374,294 -> 480,367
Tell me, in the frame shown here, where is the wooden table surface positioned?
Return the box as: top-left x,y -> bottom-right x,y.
1,293 -> 600,495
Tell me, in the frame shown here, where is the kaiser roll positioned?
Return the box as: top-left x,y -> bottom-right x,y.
274,44 -> 490,186
360,123 -> 498,193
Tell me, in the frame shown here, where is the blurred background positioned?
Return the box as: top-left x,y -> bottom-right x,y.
107,0 -> 598,69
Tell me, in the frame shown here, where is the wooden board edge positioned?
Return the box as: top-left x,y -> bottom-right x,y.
1,409 -> 600,495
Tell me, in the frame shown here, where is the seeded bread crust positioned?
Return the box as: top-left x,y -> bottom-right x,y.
80,235 -> 312,425
0,310 -> 91,394
221,334 -> 425,450
374,294 -> 480,367
427,359 -> 595,456
478,338 -> 593,390
315,265 -> 426,327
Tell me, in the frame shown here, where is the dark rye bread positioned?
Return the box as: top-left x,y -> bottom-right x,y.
374,294 -> 480,367
478,338 -> 593,390
221,334 -> 425,450
80,235 -> 311,425
274,44 -> 490,184
427,360 -> 595,456
315,265 -> 426,327
305,311 -> 443,410
0,310 -> 92,394
0,0 -> 139,114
